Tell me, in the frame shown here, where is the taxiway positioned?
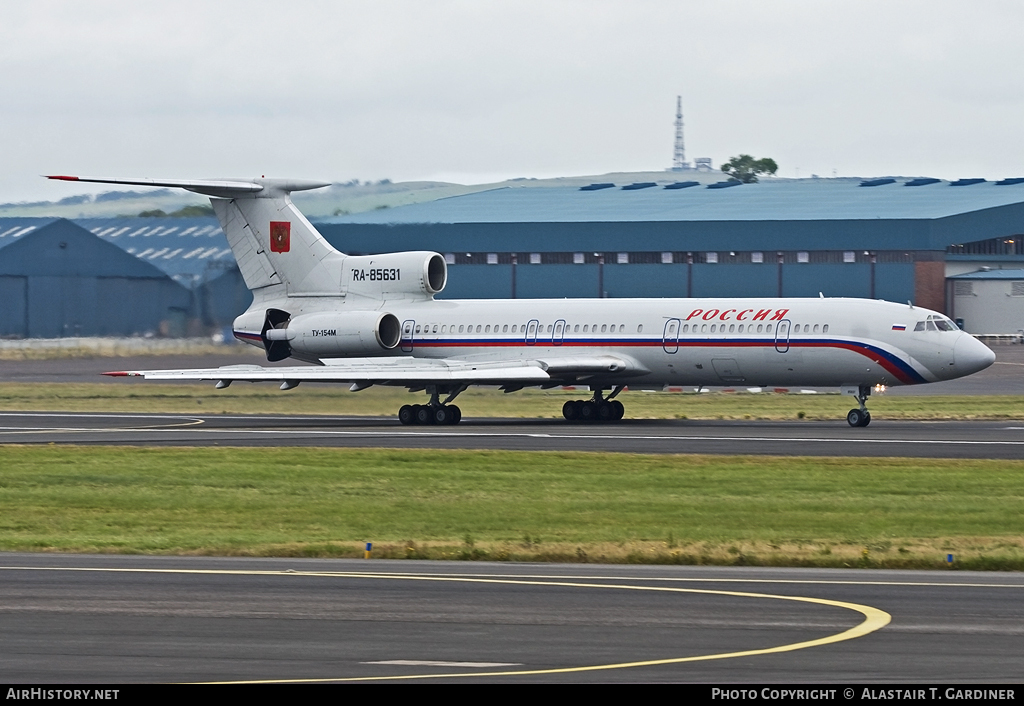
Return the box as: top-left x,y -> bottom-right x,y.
1,554 -> 1021,683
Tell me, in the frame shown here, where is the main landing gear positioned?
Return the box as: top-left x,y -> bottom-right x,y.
846,384 -> 872,428
562,387 -> 625,423
398,385 -> 464,425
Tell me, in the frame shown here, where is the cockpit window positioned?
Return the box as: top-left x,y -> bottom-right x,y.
918,315 -> 957,332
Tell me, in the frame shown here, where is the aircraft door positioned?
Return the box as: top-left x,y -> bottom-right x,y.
401,319 -> 415,352
525,319 -> 539,346
662,318 -> 680,353
774,319 -> 791,353
552,319 -> 566,346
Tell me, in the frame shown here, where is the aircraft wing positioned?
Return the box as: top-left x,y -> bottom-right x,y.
104,354 -> 649,387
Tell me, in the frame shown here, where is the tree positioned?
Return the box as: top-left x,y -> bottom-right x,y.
720,154 -> 778,183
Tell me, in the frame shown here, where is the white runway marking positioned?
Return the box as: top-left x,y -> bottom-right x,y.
364,660 -> 522,668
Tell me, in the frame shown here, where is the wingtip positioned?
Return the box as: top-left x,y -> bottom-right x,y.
103,371 -> 136,377
45,175 -> 80,181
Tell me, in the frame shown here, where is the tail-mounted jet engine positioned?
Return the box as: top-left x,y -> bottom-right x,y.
261,308 -> 402,361
341,252 -> 447,299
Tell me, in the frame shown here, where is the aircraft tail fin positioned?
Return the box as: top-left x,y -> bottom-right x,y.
46,175 -> 342,295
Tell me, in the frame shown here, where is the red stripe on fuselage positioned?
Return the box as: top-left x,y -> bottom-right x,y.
409,338 -> 922,384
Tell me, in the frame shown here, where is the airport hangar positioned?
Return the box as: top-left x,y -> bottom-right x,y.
2,176 -> 1024,337
318,176 -> 1024,333
0,216 -> 243,338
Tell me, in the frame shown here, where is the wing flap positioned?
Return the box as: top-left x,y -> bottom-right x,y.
105,354 -> 650,385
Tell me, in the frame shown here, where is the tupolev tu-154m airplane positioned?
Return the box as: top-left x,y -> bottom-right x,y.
50,175 -> 996,427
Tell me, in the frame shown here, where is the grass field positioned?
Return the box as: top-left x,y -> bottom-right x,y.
2,446 -> 1023,570
3,381 -> 1024,421
2,382 -> 1022,569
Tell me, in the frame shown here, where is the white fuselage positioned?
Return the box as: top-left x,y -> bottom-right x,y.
236,295 -> 995,389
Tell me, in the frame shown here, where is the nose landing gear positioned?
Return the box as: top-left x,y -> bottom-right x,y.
846,384 -> 872,427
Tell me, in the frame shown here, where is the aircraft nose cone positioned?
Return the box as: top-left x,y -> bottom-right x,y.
955,335 -> 996,376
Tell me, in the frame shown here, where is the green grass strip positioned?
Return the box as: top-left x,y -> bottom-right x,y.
1,446 -> 1022,569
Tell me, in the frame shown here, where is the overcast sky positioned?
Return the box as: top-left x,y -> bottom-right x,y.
4,1 -> 1023,201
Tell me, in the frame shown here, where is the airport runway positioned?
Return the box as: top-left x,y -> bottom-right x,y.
1,554 -> 1021,684
3,411 -> 1024,458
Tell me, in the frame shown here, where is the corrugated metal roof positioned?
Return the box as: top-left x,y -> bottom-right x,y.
0,216 -> 234,288
65,217 -> 232,286
0,219 -> 180,280
0,218 -> 60,246
320,178 -> 1024,225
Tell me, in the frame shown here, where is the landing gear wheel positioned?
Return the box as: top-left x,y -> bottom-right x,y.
579,401 -> 597,422
415,405 -> 435,425
597,401 -> 613,421
434,405 -> 461,425
610,400 -> 625,421
847,408 -> 871,427
562,400 -> 581,421
398,405 -> 415,425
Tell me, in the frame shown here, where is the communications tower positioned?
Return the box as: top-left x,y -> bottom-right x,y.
672,96 -> 690,171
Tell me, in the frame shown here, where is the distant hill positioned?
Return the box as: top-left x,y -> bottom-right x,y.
1,170 -> 727,219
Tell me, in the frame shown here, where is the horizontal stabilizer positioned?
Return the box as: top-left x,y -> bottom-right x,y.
45,175 -> 330,198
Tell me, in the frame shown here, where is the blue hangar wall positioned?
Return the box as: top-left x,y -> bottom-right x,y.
0,219 -> 191,337
315,178 -> 1024,312
321,220 -> 922,304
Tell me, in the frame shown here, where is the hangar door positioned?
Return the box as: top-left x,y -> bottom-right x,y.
0,276 -> 27,337
27,276 -> 98,338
